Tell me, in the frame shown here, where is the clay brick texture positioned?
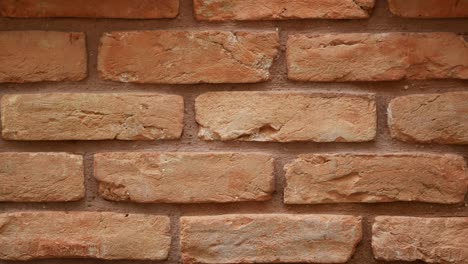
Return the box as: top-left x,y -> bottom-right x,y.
0,0 -> 467,264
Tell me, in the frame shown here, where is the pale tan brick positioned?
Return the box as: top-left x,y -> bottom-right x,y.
195,92 -> 376,142
285,153 -> 468,204
389,0 -> 468,18
94,152 -> 274,203
373,216 -> 468,263
0,211 -> 170,260
98,31 -> 279,84
194,0 -> 375,21
181,214 -> 362,263
0,31 -> 86,83
389,92 -> 468,144
0,0 -> 179,18
287,33 -> 468,81
1,93 -> 184,141
0,152 -> 84,202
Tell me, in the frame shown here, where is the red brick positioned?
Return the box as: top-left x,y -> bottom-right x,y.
0,211 -> 170,260
389,0 -> 468,18
1,93 -> 184,141
373,216 -> 468,263
0,0 -> 179,18
98,31 -> 279,84
194,0 -> 375,21
284,153 -> 468,204
181,214 -> 362,263
195,92 -> 376,142
94,152 -> 274,203
287,33 -> 468,81
0,152 -> 84,202
389,92 -> 468,144
0,31 -> 86,83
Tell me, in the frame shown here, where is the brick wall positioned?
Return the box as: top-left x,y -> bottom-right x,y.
0,0 -> 467,263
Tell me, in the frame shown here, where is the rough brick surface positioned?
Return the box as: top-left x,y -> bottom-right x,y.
98,31 -> 279,84
0,31 -> 86,83
195,92 -> 376,142
194,0 -> 375,21
287,33 -> 468,81
373,216 -> 468,263
389,92 -> 468,144
0,212 -> 170,260
181,214 -> 362,264
0,0 -> 179,18
284,153 -> 468,204
1,93 -> 184,141
94,152 -> 274,203
389,0 -> 468,18
0,152 -> 84,202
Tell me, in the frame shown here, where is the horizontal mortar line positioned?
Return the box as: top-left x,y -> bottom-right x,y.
1,23 -> 468,33
1,205 -> 466,217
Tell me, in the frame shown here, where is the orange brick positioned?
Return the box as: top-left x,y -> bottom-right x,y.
0,0 -> 179,18
98,31 -> 279,84
0,31 -> 86,83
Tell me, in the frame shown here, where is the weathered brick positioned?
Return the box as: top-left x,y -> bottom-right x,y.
0,152 -> 84,202
194,0 -> 375,21
181,214 -> 362,264
389,0 -> 468,18
0,0 -> 179,18
98,31 -> 279,84
373,216 -> 468,263
287,33 -> 468,81
94,152 -> 274,203
285,153 -> 468,204
195,92 -> 376,142
389,92 -> 468,144
0,211 -> 170,260
1,93 -> 184,141
0,31 -> 86,83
